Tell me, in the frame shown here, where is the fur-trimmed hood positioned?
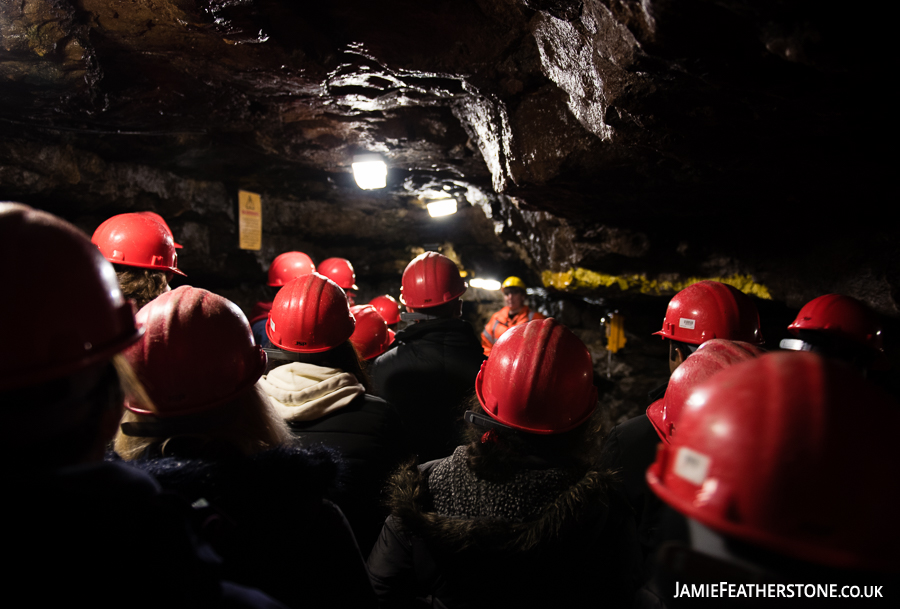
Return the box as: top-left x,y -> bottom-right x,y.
386,446 -> 616,554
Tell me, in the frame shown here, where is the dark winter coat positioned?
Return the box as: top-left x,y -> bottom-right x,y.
250,301 -> 273,345
367,447 -> 643,609
600,411 -> 667,574
122,445 -> 376,609
370,319 -> 485,462
8,460 -> 287,608
288,393 -> 408,555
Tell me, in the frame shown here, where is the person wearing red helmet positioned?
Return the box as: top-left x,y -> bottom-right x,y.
368,318 -> 642,607
781,293 -> 888,373
368,294 -> 402,329
318,257 -> 358,305
258,272 -> 405,554
601,281 -> 766,578
113,286 -> 375,608
647,352 -> 897,604
250,251 -> 316,345
92,212 -> 186,309
3,203 -> 143,467
0,203 -> 286,609
653,280 -> 764,374
370,252 -> 485,462
115,286 -> 285,455
646,339 -> 765,445
349,305 -> 393,361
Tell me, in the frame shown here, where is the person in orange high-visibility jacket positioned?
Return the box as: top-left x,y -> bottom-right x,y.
481,276 -> 546,356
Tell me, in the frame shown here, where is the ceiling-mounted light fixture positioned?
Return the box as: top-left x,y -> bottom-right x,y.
470,278 -> 501,290
426,197 -> 457,217
352,154 -> 387,190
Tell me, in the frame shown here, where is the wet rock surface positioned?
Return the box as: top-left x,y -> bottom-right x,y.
2,1 -> 898,405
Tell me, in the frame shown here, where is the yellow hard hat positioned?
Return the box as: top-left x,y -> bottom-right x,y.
502,276 -> 526,290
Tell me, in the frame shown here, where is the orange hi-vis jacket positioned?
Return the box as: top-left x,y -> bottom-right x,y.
481,306 -> 546,356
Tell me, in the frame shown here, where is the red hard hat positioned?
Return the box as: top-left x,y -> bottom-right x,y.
268,251 -> 315,287
124,286 -> 266,417
788,294 -> 884,354
647,351 -> 900,572
647,339 -> 765,444
318,257 -> 358,291
266,273 -> 356,353
476,318 -> 597,434
400,252 -> 467,309
369,294 -> 401,325
653,280 -> 762,345
91,213 -> 186,276
0,203 -> 141,391
349,305 -> 390,360
136,211 -> 182,249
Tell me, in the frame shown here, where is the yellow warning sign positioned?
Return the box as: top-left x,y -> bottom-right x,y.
238,190 -> 262,250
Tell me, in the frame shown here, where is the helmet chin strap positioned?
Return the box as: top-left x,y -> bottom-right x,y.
263,347 -> 305,362
463,410 -> 514,432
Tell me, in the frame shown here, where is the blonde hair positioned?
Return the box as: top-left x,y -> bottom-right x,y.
112,354 -> 153,411
114,385 -> 292,461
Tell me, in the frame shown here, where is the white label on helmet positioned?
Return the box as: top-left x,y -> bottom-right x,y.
270,319 -> 276,331
679,318 -> 696,330
673,447 -> 710,485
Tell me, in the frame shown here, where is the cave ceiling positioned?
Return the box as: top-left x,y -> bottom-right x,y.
1,0 -> 895,314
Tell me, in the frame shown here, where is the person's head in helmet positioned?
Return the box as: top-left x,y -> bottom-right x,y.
780,294 -> 887,373
647,351 -> 899,597
654,280 -> 764,374
501,276 -> 527,314
247,251 -> 317,346
399,252 -> 467,322
268,251 -> 315,290
369,294 -> 402,329
1,203 -> 142,469
264,272 -> 370,389
369,317 -> 634,607
91,212 -> 186,309
466,318 -> 600,469
349,305 -> 393,362
318,257 -> 358,305
114,286 -> 290,461
646,339 -> 765,445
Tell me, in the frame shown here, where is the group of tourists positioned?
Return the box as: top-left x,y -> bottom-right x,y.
3,203 -> 895,608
